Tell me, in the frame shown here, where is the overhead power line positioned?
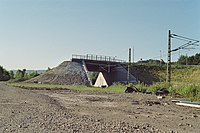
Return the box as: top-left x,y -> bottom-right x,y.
166,30 -> 199,85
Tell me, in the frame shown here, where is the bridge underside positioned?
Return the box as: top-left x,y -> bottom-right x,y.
72,58 -> 123,73
72,58 -> 136,87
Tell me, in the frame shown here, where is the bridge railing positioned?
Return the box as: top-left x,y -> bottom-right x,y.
72,54 -> 126,63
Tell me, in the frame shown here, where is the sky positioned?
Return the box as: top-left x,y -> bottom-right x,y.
0,0 -> 200,70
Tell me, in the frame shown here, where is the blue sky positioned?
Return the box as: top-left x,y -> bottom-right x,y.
0,0 -> 200,70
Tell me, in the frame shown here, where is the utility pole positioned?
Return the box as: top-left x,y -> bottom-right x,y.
166,30 -> 171,84
166,30 -> 199,85
186,53 -> 188,65
160,50 -> 162,66
132,46 -> 134,63
127,48 -> 131,83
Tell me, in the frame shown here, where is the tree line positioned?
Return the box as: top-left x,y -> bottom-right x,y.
13,69 -> 39,81
0,66 -> 40,81
137,53 -> 200,66
0,66 -> 10,81
177,53 -> 200,65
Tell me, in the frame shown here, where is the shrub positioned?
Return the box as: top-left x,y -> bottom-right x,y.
135,83 -> 147,93
0,66 -> 10,81
179,84 -> 199,98
169,83 -> 200,100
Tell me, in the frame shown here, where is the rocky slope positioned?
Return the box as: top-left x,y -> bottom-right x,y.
26,61 -> 90,85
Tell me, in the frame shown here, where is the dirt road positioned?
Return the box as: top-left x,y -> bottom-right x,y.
0,83 -> 199,133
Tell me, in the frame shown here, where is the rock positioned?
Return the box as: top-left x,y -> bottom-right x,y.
26,61 -> 90,85
157,96 -> 165,99
125,86 -> 140,93
132,100 -> 139,105
144,100 -> 161,106
193,114 -> 198,118
145,91 -> 152,94
178,123 -> 184,126
163,103 -> 169,106
23,125 -> 29,128
156,88 -> 169,96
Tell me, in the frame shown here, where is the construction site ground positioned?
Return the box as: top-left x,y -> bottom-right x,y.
0,83 -> 199,133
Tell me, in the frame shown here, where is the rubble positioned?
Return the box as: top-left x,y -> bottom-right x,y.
26,61 -> 90,85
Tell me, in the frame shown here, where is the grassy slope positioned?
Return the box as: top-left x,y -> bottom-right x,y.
5,65 -> 200,100
154,65 -> 200,84
130,64 -> 163,84
151,65 -> 200,100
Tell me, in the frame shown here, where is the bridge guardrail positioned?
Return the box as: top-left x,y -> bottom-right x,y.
72,54 -> 126,63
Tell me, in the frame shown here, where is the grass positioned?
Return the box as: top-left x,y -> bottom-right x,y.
73,84 -> 126,93
6,82 -> 71,89
154,65 -> 200,83
5,64 -> 200,101
5,82 -> 127,93
136,82 -> 200,101
169,82 -> 200,101
149,65 -> 200,100
135,82 -> 169,93
5,81 -> 200,100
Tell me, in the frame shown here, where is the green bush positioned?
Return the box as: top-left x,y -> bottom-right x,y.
168,86 -> 177,95
147,82 -> 169,94
135,83 -> 147,93
0,66 -> 10,81
179,84 -> 199,98
168,83 -> 200,100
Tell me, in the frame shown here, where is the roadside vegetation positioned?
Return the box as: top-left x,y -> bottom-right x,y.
6,82 -> 126,93
10,69 -> 40,82
134,56 -> 200,101
6,81 -> 200,101
0,66 -> 10,81
1,53 -> 200,101
0,66 -> 40,82
135,82 -> 200,101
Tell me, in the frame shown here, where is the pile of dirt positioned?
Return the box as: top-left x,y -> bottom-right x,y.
26,61 -> 90,85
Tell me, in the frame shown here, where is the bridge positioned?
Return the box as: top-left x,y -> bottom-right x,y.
71,54 -> 136,87
72,54 -> 126,72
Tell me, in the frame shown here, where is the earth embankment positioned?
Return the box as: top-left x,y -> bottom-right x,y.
26,61 -> 90,85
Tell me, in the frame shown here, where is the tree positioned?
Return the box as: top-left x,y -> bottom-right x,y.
178,53 -> 200,65
177,55 -> 187,65
194,53 -> 200,65
22,69 -> 26,77
0,66 -> 10,81
0,66 -> 3,79
9,70 -> 14,79
46,67 -> 52,72
13,69 -> 40,81
15,70 -> 24,81
29,71 -> 39,79
89,72 -> 98,85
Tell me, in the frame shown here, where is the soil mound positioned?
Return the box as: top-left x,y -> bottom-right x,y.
26,61 -> 90,85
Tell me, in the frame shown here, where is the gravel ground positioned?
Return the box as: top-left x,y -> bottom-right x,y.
0,83 -> 199,133
26,61 -> 90,85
